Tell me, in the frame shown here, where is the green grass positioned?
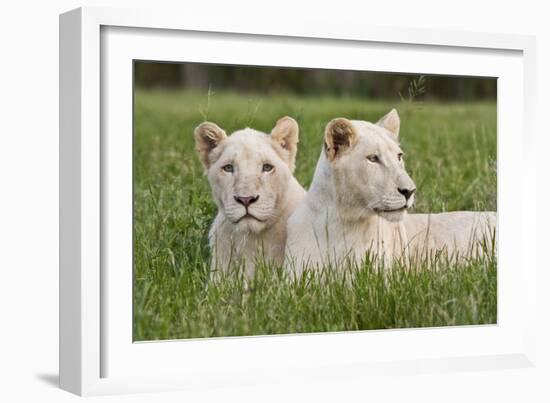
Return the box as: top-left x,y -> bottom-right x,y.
133,89 -> 497,341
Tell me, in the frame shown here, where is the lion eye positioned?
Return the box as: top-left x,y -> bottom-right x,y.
397,153 -> 404,161
222,164 -> 234,173
262,163 -> 274,172
366,154 -> 380,163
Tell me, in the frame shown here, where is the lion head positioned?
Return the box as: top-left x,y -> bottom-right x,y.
195,117 -> 300,234
323,109 -> 416,222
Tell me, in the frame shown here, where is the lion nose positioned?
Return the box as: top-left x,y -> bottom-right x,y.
398,187 -> 416,201
234,195 -> 259,207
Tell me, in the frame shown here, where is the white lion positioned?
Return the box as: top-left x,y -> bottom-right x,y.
285,109 -> 496,274
195,117 -> 305,278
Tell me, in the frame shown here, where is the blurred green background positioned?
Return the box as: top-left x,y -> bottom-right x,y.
135,62 -> 496,101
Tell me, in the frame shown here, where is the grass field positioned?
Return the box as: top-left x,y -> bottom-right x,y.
133,89 -> 497,341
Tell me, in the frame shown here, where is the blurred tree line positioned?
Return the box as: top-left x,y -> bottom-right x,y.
134,62 -> 496,101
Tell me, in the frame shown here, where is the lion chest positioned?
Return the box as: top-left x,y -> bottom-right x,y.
318,216 -> 408,264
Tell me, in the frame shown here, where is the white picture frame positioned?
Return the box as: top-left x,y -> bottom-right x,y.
59,6 -> 537,396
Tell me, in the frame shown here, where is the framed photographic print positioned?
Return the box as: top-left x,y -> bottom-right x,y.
60,6 -> 537,396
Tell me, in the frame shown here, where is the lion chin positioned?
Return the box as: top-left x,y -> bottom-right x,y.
233,215 -> 268,234
377,209 -> 406,223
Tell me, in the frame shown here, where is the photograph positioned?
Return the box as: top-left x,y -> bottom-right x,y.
133,62 -> 497,341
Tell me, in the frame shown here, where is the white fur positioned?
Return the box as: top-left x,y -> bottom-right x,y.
285,110 -> 496,274
404,211 -> 496,261
195,118 -> 305,278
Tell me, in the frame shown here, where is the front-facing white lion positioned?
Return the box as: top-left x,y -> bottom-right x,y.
285,109 -> 496,275
195,117 -> 305,278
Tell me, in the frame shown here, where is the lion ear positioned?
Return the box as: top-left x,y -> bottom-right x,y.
324,118 -> 357,161
271,116 -> 299,171
194,122 -> 227,169
376,108 -> 400,139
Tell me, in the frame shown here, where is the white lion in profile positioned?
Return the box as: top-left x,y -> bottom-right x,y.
195,117 -> 305,278
285,109 -> 496,275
